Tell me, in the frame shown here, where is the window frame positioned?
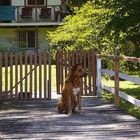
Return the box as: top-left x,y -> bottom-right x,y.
27,0 -> 46,6
18,30 -> 37,50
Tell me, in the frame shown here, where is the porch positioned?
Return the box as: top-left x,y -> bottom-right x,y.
0,5 -> 64,26
0,50 -> 140,139
0,97 -> 140,139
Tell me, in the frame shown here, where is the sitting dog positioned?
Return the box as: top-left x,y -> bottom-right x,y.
57,64 -> 87,115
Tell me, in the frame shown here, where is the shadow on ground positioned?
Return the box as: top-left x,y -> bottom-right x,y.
0,97 -> 140,140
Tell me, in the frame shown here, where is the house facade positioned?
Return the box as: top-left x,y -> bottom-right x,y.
0,0 -> 67,52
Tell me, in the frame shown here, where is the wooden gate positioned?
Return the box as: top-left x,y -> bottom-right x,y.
0,52 -> 51,101
56,50 -> 96,95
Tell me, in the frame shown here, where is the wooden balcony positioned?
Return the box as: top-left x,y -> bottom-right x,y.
0,5 -> 63,27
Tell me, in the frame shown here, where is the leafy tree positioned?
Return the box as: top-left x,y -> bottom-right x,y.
103,0 -> 140,43
68,0 -> 89,6
102,0 -> 140,56
47,0 -> 140,56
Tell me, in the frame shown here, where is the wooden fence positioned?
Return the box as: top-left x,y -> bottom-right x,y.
56,50 -> 96,95
0,52 -> 51,101
1,49 -> 139,107
96,55 -> 140,107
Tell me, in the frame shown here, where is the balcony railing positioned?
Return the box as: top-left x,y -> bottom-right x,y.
0,5 -> 62,25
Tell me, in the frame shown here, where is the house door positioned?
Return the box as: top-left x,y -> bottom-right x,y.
0,0 -> 11,6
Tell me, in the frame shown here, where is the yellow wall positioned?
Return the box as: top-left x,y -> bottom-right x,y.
38,28 -> 51,52
0,28 -> 17,51
0,28 -> 52,52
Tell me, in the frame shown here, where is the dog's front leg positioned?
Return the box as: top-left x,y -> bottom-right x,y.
67,94 -> 72,115
77,93 -> 81,113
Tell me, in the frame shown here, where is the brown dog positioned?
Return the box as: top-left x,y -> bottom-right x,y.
57,64 -> 87,115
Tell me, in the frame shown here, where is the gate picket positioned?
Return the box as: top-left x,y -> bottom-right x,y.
88,51 -> 91,94
5,53 -> 8,99
0,49 -> 96,101
15,53 -> 18,100
64,50 -> 68,78
80,51 -> 83,95
56,50 -> 96,95
48,52 -> 51,100
25,53 -> 28,99
0,52 -> 2,99
84,51 -> 87,95
72,50 -> 75,66
39,53 -> 42,99
0,52 -> 52,101
61,51 -> 64,91
30,54 -> 33,99
92,50 -> 96,95
20,52 -> 23,100
68,50 -> 72,67
34,53 -> 37,99
44,53 -> 47,99
56,51 -> 60,94
10,52 -> 13,100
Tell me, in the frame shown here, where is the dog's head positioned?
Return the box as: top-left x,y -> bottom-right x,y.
71,64 -> 87,78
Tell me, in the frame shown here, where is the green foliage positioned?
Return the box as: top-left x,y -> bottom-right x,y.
48,1 -> 111,53
69,0 -> 88,6
102,79 -> 140,119
48,0 -> 140,56
120,99 -> 140,119
102,91 -> 140,119
0,44 -> 16,52
103,0 -> 140,44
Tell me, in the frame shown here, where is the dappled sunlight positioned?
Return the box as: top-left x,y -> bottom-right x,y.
113,114 -> 138,121
0,97 -> 140,139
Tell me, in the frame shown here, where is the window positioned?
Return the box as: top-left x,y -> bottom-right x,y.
19,31 -> 26,48
37,0 -> 45,5
28,0 -> 35,5
0,0 -> 11,6
18,31 -> 36,49
28,0 -> 45,5
28,31 -> 35,48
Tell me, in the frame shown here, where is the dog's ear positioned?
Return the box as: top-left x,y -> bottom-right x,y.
71,64 -> 78,71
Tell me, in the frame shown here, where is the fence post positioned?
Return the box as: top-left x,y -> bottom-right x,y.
56,51 -> 61,94
97,58 -> 102,98
92,50 -> 96,96
48,52 -> 51,100
0,52 -> 2,99
114,59 -> 120,106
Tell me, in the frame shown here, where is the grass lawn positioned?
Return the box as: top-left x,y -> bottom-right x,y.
102,78 -> 140,119
102,79 -> 140,99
